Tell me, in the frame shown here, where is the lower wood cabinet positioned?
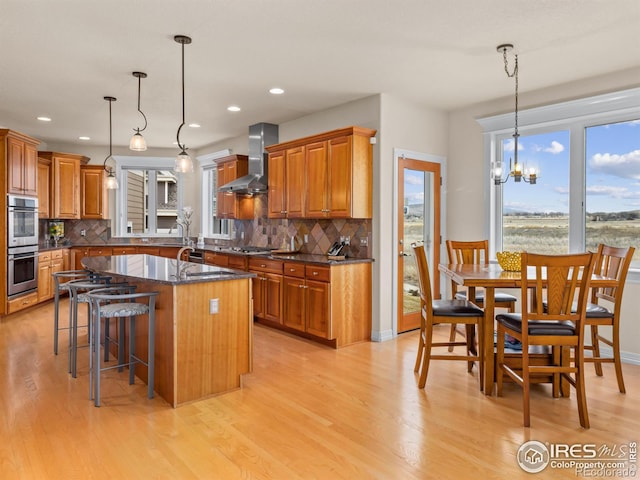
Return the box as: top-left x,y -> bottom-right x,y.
37,249 -> 66,302
257,259 -> 372,348
283,263 -> 331,338
249,257 -> 283,324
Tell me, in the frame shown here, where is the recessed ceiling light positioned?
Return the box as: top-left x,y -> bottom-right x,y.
227,105 -> 241,112
37,116 -> 52,122
79,136 -> 90,141
188,123 -> 201,128
269,87 -> 285,95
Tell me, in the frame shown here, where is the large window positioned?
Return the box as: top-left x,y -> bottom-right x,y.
500,129 -> 570,254
114,157 -> 184,237
482,88 -> 640,271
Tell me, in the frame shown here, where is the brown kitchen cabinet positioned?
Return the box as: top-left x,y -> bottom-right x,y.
111,246 -> 137,255
273,260 -> 372,348
39,151 -> 89,219
283,263 -> 330,337
37,157 -> 51,218
37,249 -> 65,302
267,126 -> 375,219
204,251 -> 229,267
216,155 -> 252,219
1,129 -> 40,197
267,146 -> 305,219
80,165 -> 108,219
249,257 -> 283,324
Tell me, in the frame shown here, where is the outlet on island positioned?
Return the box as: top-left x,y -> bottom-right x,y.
209,298 -> 219,314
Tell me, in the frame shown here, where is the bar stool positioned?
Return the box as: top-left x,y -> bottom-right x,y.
65,276 -> 113,378
87,287 -> 159,407
52,269 -> 95,355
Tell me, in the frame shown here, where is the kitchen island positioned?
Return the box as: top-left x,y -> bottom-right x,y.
82,254 -> 255,408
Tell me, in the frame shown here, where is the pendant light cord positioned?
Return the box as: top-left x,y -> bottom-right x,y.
176,38 -> 186,151
103,96 -> 116,173
135,73 -> 147,133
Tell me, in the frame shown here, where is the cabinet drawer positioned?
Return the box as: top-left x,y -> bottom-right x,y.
112,246 -> 137,255
305,265 -> 330,282
7,292 -> 39,314
89,247 -> 112,256
283,262 -> 304,278
52,249 -> 64,260
249,257 -> 283,274
228,255 -> 248,271
38,251 -> 52,263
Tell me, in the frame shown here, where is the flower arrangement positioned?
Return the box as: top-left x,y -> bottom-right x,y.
177,206 -> 193,243
49,221 -> 64,246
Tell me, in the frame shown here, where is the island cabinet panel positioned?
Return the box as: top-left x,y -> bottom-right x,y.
174,279 -> 252,405
266,126 -> 375,219
105,276 -> 252,408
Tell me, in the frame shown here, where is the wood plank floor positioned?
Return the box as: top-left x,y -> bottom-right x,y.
1,299 -> 639,479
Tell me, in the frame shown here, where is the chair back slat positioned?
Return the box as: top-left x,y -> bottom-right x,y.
591,244 -> 635,305
523,253 -> 594,327
446,240 -> 489,266
412,243 -> 432,306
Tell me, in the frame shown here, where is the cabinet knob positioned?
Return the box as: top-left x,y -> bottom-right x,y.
312,271 -> 318,276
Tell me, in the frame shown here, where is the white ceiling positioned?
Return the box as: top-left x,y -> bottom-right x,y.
1,0 -> 639,152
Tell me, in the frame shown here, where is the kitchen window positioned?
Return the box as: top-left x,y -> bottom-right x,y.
113,157 -> 185,237
481,87 -> 640,273
200,153 -> 233,239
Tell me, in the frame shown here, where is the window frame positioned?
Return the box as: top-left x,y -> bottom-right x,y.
198,151 -> 234,240
479,87 -> 640,279
113,156 -> 184,238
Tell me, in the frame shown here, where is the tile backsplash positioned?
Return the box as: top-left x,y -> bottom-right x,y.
49,195 -> 372,259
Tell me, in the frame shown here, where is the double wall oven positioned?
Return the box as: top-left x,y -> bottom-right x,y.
7,195 -> 39,297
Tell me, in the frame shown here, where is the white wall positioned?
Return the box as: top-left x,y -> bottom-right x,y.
447,67 -> 640,360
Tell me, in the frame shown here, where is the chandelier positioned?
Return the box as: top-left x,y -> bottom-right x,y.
492,44 -> 537,185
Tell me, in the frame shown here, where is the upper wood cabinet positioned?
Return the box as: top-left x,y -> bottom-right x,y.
267,146 -> 305,219
38,151 -> 89,219
215,154 -> 252,219
80,165 -> 108,219
266,126 -> 375,219
1,129 -> 40,197
37,158 -> 51,218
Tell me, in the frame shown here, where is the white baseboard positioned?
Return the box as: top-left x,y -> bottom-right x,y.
371,329 -> 394,342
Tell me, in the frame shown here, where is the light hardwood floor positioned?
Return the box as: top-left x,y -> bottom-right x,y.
1,299 -> 639,479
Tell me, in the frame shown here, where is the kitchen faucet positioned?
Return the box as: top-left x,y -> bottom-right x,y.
176,246 -> 195,277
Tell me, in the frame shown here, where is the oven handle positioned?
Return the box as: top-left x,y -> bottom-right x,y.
8,252 -> 38,260
9,207 -> 38,213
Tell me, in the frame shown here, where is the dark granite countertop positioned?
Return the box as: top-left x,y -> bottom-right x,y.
81,254 -> 255,285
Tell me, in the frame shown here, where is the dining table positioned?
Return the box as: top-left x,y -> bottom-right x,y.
438,262 -> 618,395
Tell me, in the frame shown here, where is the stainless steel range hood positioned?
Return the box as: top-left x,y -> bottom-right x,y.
218,122 -> 279,193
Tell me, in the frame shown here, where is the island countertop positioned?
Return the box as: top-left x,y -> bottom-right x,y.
82,254 -> 255,285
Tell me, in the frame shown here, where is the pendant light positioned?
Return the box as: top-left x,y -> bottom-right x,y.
129,71 -> 148,151
174,34 -> 193,173
492,44 -> 537,185
103,96 -> 119,190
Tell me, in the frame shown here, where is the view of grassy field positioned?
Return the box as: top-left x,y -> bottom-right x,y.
402,212 -> 640,314
503,214 -> 640,264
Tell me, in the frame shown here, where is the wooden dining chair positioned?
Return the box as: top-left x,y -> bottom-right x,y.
584,243 -> 635,393
495,251 -> 595,428
411,243 -> 484,389
445,240 -> 517,350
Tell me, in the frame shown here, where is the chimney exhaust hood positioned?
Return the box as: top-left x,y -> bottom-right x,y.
218,122 -> 279,193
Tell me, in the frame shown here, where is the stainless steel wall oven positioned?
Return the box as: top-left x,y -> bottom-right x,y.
7,194 -> 39,297
7,245 -> 38,297
8,194 -> 38,247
